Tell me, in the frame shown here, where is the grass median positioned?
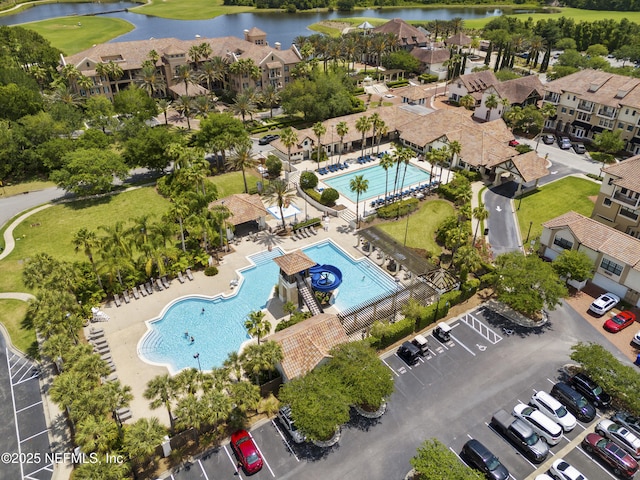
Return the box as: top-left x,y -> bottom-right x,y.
0,300 -> 36,355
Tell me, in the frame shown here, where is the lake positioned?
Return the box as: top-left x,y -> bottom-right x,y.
0,2 -> 508,48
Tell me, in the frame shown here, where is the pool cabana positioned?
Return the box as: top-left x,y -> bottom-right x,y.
209,193 -> 268,240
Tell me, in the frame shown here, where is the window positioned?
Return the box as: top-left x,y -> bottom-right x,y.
577,111 -> 591,122
569,109 -> 574,115
561,107 -> 567,113
628,125 -> 634,131
553,237 -> 573,250
284,66 -> 289,72
620,207 -> 639,220
619,123 -> 624,129
600,258 -> 623,276
626,109 -> 630,115
603,197 -> 612,207
608,177 -> 614,185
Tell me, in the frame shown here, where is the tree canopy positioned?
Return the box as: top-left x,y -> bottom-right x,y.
552,250 -> 594,283
51,148 -> 128,196
411,438 -> 483,480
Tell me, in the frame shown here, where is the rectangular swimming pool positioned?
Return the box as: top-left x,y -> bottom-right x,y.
323,163 -> 431,202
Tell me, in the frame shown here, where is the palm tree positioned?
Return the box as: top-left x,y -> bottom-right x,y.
209,203 -> 231,253
484,93 -> 499,121
175,64 -> 196,97
446,140 -> 462,183
106,61 -> 124,93
283,301 -> 296,320
137,63 -> 166,97
75,416 -> 119,454
260,84 -> 280,118
201,388 -> 233,427
189,44 -> 203,67
223,351 -> 244,382
198,59 -> 224,93
174,95 -> 195,130
369,113 -> 382,156
228,382 -> 260,419
124,417 -> 167,469
231,90 -> 257,123
73,228 -> 103,289
166,196 -> 191,252
280,127 -> 298,166
156,98 -> 172,125
265,179 -> 296,231
459,94 -> 475,110
336,121 -> 348,163
98,221 -> 132,287
472,204 -> 489,244
76,74 -> 93,94
537,102 -> 557,151
174,394 -> 205,446
380,153 -> 394,204
312,121 -> 326,168
240,341 -> 283,384
194,95 -> 213,117
245,310 -> 271,344
355,115 -> 372,162
227,140 -> 256,193
349,175 -> 369,229
453,245 -> 482,283
375,120 -> 387,155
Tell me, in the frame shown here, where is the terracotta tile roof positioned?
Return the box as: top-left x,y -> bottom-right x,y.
603,155 -> 640,192
410,47 -> 450,65
457,70 -> 498,95
209,193 -> 267,225
273,250 -> 317,275
544,69 -> 640,108
543,211 -> 640,271
492,75 -> 544,105
268,313 -> 349,380
246,27 -> 266,36
510,150 -> 549,182
169,83 -> 209,97
372,18 -> 428,46
445,32 -> 472,46
395,84 -> 429,101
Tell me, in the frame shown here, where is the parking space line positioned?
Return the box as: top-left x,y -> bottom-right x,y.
16,365 -> 38,384
16,400 -> 43,414
13,374 -> 39,386
248,431 -> 275,477
449,334 -> 476,356
223,445 -> 244,480
271,419 -> 299,462
394,353 -> 412,369
381,358 -> 399,376
460,313 -> 503,344
10,359 -> 30,381
576,444 -> 618,479
5,348 -> 25,480
24,463 -> 54,480
20,429 -> 48,444
546,378 -> 556,385
197,459 -> 210,480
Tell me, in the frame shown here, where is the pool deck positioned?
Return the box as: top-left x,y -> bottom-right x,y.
86,202 -> 373,426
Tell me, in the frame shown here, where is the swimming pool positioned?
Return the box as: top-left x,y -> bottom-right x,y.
137,240 -> 397,373
323,163 -> 431,202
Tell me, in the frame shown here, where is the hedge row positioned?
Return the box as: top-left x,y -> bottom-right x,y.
386,80 -> 409,88
376,198 -> 419,219
418,73 -> 438,84
293,217 -> 321,231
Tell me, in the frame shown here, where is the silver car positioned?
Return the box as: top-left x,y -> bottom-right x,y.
277,406 -> 305,443
596,419 -> 640,459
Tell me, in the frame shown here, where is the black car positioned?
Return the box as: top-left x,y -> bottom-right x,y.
541,134 -> 555,144
258,134 -> 279,145
397,341 -> 421,366
568,372 -> 611,408
551,382 -> 596,422
461,439 -> 509,480
614,412 -> 640,438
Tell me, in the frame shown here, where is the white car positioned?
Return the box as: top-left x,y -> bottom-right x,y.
589,292 -> 620,316
513,403 -> 563,445
550,458 -> 588,480
596,419 -> 640,459
535,475 -> 555,480
276,406 -> 305,443
632,330 -> 640,347
530,391 -> 577,432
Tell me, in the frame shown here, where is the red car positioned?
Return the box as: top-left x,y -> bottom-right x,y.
582,433 -> 638,479
231,429 -> 263,474
508,139 -> 520,147
604,311 -> 637,333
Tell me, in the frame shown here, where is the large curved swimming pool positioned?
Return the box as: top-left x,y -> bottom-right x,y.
137,240 -> 397,374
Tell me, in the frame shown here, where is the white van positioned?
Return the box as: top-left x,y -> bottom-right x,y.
513,403 -> 563,445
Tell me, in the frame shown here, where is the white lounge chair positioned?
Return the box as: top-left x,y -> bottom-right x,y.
161,276 -> 170,288
131,287 -> 140,300
186,268 -> 194,281
113,294 -> 122,307
138,284 -> 147,297
122,291 -> 131,303
145,282 -> 153,295
177,272 -> 186,284
156,278 -> 164,291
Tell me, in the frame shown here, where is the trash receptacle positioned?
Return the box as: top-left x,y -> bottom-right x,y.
484,228 -> 489,236
635,353 -> 640,366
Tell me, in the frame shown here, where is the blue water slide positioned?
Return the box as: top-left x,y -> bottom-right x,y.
310,264 -> 343,292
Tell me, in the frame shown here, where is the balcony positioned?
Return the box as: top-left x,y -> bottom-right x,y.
597,107 -> 617,118
613,191 -> 640,208
577,101 -> 594,113
543,94 -> 559,104
269,72 -> 282,79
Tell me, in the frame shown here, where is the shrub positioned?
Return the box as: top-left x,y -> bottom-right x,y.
293,217 -> 321,231
418,73 -> 438,84
204,266 -> 218,276
515,144 -> 533,154
300,171 -> 318,189
276,311 -> 312,332
586,173 -> 603,181
376,198 -> 419,219
368,317 -> 415,349
320,188 -> 339,206
386,80 -> 409,88
265,154 -> 282,178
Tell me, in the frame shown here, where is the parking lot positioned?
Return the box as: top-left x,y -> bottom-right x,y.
163,301 -> 632,480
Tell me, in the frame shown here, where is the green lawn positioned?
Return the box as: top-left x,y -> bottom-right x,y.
516,176 -> 600,243
131,0 -> 254,20
213,170 -> 261,198
22,16 -> 134,55
0,180 -> 56,198
0,300 -> 36,356
376,199 -> 454,255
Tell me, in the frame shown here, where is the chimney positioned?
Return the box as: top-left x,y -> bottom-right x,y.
274,42 -> 281,50
243,29 -> 249,41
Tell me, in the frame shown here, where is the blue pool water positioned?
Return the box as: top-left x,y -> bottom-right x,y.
323,163 -> 431,202
138,241 -> 397,373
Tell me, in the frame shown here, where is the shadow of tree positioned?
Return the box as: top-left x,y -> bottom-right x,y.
479,306 -> 552,337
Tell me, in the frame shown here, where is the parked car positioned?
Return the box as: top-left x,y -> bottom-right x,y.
582,432 -> 639,479
230,429 -> 263,474
550,458 -> 588,480
258,134 -> 279,145
568,372 -> 611,408
397,341 -> 421,366
491,409 -> 549,462
277,405 -> 305,443
530,391 -> 577,432
572,142 -> 586,154
535,475 -> 555,480
604,311 -> 637,333
558,136 -> 572,149
550,382 -> 596,422
596,419 -> 640,459
513,403 -> 563,445
614,412 -> 640,438
509,139 -> 520,147
589,292 -> 621,316
542,134 -> 555,144
411,334 -> 430,355
433,322 -> 452,343
460,439 -> 509,480
632,330 -> 640,347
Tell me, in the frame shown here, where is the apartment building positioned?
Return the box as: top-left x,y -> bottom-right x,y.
591,155 -> 640,239
542,69 -> 640,154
